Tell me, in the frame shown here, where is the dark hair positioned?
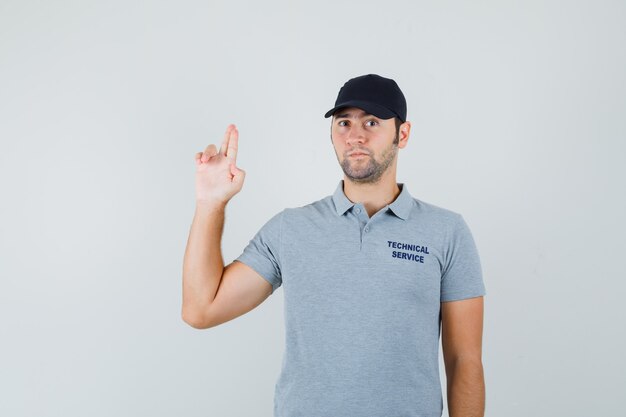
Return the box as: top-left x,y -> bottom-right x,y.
393,117 -> 403,145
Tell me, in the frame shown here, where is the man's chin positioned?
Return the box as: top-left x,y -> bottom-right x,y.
343,171 -> 377,182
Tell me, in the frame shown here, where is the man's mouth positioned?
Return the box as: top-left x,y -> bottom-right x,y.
348,151 -> 369,157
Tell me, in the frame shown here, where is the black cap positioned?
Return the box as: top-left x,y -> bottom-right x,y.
324,74 -> 407,122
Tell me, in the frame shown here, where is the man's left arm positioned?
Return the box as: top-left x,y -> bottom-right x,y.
441,296 -> 485,417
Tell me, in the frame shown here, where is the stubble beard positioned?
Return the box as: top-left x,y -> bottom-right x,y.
339,135 -> 399,184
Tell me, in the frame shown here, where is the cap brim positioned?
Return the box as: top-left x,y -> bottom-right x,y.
324,100 -> 398,120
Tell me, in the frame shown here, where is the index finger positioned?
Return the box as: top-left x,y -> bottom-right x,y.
226,126 -> 238,162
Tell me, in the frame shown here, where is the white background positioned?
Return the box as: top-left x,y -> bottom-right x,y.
1,1 -> 624,416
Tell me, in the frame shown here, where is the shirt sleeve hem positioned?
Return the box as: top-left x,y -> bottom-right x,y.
233,257 -> 281,294
441,290 -> 486,302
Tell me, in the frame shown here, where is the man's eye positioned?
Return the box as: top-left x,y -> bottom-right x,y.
365,120 -> 378,127
338,120 -> 348,127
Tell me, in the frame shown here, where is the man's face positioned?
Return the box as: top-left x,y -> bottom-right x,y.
330,107 -> 400,184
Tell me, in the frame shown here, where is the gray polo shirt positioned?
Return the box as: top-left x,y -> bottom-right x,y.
234,180 -> 486,417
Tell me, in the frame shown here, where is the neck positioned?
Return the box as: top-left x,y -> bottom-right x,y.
342,171 -> 401,218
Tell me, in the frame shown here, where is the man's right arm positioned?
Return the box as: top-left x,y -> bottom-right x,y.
181,201 -> 273,329
181,201 -> 226,327
181,124 -> 273,329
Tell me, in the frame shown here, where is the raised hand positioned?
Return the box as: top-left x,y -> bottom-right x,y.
194,124 -> 246,205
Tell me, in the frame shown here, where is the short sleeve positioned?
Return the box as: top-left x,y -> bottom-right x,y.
234,210 -> 284,295
440,214 -> 487,302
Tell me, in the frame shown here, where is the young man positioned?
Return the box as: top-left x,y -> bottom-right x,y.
182,74 -> 487,417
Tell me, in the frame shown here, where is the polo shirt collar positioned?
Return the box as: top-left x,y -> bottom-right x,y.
331,180 -> 413,220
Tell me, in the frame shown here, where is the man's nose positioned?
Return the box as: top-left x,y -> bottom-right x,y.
346,123 -> 365,144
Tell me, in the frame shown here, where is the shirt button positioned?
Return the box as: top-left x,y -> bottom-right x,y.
355,208 -> 361,213
364,227 -> 369,232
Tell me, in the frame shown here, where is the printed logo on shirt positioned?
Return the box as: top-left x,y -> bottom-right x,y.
387,240 -> 430,263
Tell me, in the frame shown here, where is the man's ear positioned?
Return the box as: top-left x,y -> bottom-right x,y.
398,121 -> 411,148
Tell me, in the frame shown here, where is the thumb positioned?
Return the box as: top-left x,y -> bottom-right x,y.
230,163 -> 245,182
